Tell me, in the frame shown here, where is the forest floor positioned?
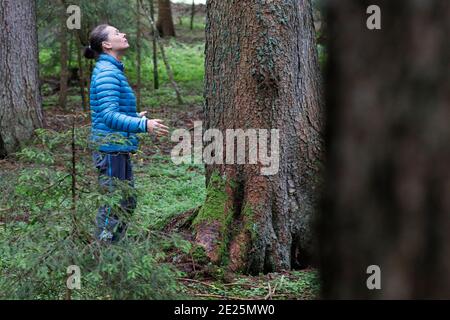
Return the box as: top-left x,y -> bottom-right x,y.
0,21 -> 320,300
132,106 -> 319,300
34,95 -> 320,299
0,99 -> 320,300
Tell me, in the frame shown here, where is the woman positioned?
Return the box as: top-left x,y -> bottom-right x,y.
84,24 -> 169,243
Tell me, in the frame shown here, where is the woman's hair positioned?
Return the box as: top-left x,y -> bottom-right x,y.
84,24 -> 110,59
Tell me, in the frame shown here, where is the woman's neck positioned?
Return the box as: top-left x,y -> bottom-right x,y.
105,51 -> 122,61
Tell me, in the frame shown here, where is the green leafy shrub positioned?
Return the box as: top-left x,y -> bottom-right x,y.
0,128 -> 190,299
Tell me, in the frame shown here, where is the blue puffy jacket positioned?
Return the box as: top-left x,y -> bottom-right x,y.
89,53 -> 147,153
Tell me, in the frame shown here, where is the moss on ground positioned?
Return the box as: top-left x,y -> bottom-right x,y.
179,269 -> 320,300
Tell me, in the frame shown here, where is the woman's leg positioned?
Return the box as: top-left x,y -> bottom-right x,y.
93,152 -> 136,243
113,153 -> 137,242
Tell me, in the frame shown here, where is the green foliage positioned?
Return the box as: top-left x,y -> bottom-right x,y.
38,48 -> 61,79
141,87 -> 203,108
180,270 -> 320,300
176,16 -> 206,31
0,128 -> 197,299
317,44 -> 327,69
16,147 -> 55,165
191,245 -> 209,265
134,154 -> 205,230
123,42 -> 205,92
15,2 -> 326,299
39,40 -> 205,110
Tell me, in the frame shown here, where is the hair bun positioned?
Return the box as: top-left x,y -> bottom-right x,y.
83,46 -> 96,59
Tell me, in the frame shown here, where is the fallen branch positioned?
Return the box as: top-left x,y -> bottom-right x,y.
264,275 -> 284,300
222,282 -> 257,289
193,293 -> 252,300
177,277 -> 219,290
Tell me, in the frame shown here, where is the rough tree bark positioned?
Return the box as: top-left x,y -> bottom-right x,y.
0,0 -> 43,158
197,0 -> 324,274
156,0 -> 176,37
319,0 -> 450,299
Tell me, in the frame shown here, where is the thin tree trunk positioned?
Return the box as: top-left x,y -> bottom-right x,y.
150,0 -> 159,90
59,0 -> 69,109
198,0 -> 323,274
86,60 -> 93,108
156,0 -> 176,37
68,33 -> 74,71
190,0 -> 195,30
83,59 -> 93,114
319,0 -> 450,299
141,0 -> 183,105
76,34 -> 87,112
0,0 -> 43,157
136,0 -> 142,112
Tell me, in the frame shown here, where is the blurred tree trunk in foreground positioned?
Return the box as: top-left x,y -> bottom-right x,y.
0,0 -> 43,158
319,0 -> 450,299
197,0 -> 324,274
156,0 -> 176,37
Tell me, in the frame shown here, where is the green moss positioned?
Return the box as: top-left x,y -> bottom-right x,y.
193,171 -> 236,266
134,154 -> 205,230
192,172 -> 229,227
242,204 -> 257,241
207,264 -> 226,282
217,210 -> 235,267
227,203 -> 258,273
191,245 -> 209,265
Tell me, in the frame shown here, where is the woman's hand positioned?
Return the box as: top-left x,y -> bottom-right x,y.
147,119 -> 169,137
138,111 -> 147,117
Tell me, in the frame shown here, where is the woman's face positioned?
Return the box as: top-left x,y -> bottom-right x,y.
102,25 -> 129,53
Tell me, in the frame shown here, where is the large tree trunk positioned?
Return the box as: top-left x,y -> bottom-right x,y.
319,0 -> 450,299
0,0 -> 43,158
156,0 -> 176,38
197,0 -> 323,274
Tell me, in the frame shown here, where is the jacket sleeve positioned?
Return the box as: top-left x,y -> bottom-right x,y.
95,70 -> 147,133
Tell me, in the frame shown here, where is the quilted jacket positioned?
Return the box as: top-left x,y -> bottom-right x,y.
89,53 -> 147,153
